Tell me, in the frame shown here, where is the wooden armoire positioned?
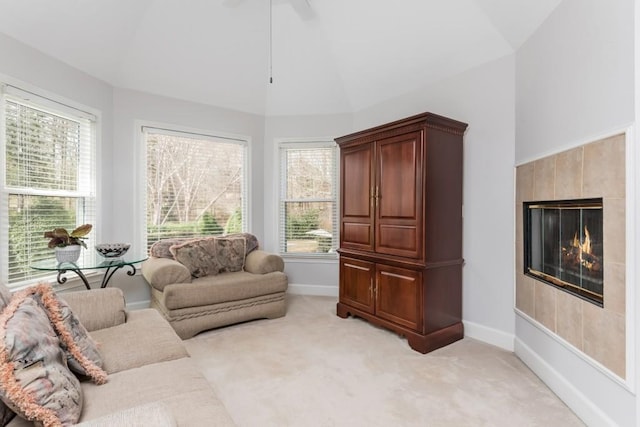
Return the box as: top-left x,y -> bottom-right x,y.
336,112 -> 468,354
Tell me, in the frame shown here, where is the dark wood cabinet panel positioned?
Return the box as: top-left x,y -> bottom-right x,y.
340,144 -> 374,252
375,264 -> 422,331
336,112 -> 468,354
339,257 -> 374,314
375,131 -> 422,259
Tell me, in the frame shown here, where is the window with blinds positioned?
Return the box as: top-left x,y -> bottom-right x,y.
144,127 -> 248,250
278,141 -> 338,256
1,86 -> 96,286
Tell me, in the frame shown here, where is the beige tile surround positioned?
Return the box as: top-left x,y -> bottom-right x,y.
515,134 -> 626,378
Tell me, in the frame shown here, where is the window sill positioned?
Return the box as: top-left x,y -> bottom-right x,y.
279,253 -> 338,263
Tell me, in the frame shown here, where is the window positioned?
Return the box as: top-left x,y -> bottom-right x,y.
144,127 -> 248,249
1,85 -> 96,286
279,141 -> 338,256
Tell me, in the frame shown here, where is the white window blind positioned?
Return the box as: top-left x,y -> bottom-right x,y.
278,141 -> 337,256
144,127 -> 248,251
1,86 -> 96,286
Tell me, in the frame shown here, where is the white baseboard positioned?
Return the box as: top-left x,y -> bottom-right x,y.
515,338 -> 616,427
463,320 -> 514,351
126,300 -> 150,310
287,283 -> 338,297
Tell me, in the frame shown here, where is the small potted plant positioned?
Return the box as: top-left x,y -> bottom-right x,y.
44,224 -> 92,263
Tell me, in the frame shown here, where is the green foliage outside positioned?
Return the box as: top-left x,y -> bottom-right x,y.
147,210 -> 235,249
224,208 -> 242,234
8,197 -> 76,281
201,212 -> 224,235
285,209 -> 320,240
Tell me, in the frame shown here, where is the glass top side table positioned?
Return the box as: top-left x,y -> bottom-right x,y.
31,255 -> 149,290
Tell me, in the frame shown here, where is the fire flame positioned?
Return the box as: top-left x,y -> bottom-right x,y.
570,226 -> 594,269
572,226 -> 591,255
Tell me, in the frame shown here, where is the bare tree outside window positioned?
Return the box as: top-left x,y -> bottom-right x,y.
145,130 -> 246,249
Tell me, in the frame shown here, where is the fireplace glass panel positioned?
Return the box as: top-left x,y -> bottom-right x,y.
524,199 -> 603,305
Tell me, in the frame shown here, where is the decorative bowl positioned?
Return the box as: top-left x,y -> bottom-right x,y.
95,243 -> 130,258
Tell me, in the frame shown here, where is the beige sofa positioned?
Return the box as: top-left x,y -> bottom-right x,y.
142,249 -> 288,339
6,287 -> 236,426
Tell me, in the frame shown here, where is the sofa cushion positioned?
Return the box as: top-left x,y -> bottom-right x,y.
160,271 -> 288,310
75,402 -> 177,427
89,309 -> 188,374
36,285 -> 106,383
0,290 -> 83,426
0,283 -> 15,426
0,283 -> 11,310
79,358 -> 235,426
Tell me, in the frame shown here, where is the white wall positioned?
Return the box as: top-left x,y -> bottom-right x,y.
516,0 -> 634,162
515,0 -> 636,425
353,54 -> 517,350
263,114 -> 353,295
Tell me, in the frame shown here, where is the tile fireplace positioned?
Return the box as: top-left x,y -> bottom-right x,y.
515,133 -> 626,378
524,198 -> 603,305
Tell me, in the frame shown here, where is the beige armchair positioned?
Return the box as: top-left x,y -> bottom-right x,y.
142,249 -> 288,339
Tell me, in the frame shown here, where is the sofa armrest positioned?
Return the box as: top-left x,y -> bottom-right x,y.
142,257 -> 192,291
244,250 -> 285,274
59,288 -> 126,332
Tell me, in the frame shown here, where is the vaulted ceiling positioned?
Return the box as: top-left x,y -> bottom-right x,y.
0,0 -> 562,116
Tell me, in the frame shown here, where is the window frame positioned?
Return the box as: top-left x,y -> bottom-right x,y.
277,138 -> 338,259
139,123 -> 251,251
0,83 -> 98,289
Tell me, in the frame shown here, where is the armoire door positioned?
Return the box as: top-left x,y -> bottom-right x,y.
339,257 -> 375,314
340,143 -> 375,252
375,263 -> 422,331
375,131 -> 423,259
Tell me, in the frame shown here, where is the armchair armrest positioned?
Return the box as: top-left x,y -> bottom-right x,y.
141,257 -> 192,291
244,250 -> 285,274
59,288 -> 126,332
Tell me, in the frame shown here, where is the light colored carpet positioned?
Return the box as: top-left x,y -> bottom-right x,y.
185,295 -> 584,427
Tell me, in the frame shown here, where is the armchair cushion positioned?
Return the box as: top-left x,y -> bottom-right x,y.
170,237 -> 223,278
169,235 -> 248,278
160,271 -> 287,310
149,238 -> 193,259
149,233 -> 259,260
